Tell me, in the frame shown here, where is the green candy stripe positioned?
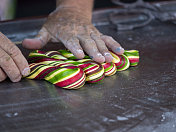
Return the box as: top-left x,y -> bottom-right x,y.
116,54 -> 130,71
102,62 -> 117,76
46,68 -> 79,84
45,51 -> 68,60
59,50 -> 91,60
124,50 -> 139,56
59,50 -> 77,60
124,50 -> 139,66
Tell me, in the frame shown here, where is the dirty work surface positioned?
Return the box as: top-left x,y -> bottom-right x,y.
0,8 -> 176,132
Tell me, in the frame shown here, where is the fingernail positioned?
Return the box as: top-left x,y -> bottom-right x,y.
116,47 -> 124,53
77,49 -> 84,53
97,53 -> 103,57
97,53 -> 105,60
22,67 -> 30,76
104,53 -> 111,56
90,56 -> 93,59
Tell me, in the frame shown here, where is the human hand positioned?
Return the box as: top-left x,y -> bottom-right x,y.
0,32 -> 30,82
22,7 -> 124,63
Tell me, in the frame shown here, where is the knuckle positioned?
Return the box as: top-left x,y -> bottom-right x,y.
0,53 -> 11,63
96,39 -> 105,44
84,39 -> 95,44
101,49 -> 109,54
67,37 -> 79,44
106,36 -> 113,41
9,45 -> 21,57
108,36 -> 113,39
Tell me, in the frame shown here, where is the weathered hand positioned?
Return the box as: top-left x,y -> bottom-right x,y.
22,8 -> 124,63
0,32 -> 30,82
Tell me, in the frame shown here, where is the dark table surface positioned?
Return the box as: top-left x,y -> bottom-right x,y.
0,6 -> 176,132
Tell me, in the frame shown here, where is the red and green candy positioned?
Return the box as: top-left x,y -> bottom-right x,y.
26,49 -> 139,89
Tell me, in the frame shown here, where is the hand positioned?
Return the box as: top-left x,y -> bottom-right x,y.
22,8 -> 124,63
0,32 -> 30,82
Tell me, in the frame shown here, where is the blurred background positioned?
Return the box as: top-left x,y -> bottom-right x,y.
0,0 -> 172,21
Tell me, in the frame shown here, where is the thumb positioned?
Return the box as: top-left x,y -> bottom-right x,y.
22,27 -> 50,49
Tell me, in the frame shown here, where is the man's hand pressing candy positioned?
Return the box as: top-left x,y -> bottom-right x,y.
22,0 -> 124,63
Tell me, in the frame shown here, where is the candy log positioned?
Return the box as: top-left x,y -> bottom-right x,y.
110,51 -> 130,71
28,51 -> 105,84
64,60 -> 105,83
79,60 -> 105,83
26,63 -> 86,89
58,50 -> 116,76
102,62 -> 117,76
47,59 -> 105,83
27,49 -> 140,89
124,50 -> 139,66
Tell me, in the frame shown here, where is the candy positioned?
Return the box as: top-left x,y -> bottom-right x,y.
102,62 -> 117,76
110,51 -> 130,71
27,63 -> 85,89
27,51 -> 105,85
124,50 -> 139,66
26,49 -> 140,89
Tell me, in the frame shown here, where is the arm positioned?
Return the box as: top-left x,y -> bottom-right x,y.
23,0 -> 124,63
56,0 -> 93,19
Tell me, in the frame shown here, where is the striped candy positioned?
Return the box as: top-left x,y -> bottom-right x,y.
58,50 -> 117,76
124,50 -> 139,66
60,60 -> 105,83
27,51 -> 105,85
59,50 -> 77,60
102,62 -> 117,76
26,49 -> 139,89
27,63 -> 85,89
110,51 -> 130,71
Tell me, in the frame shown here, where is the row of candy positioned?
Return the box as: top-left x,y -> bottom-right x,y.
26,49 -> 139,89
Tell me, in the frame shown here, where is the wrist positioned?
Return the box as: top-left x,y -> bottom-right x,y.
55,6 -> 92,21
56,0 -> 93,19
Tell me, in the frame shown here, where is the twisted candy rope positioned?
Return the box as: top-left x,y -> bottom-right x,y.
28,50 -> 105,84
26,49 -> 139,89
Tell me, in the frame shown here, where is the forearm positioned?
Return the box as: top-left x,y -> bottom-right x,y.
56,0 -> 94,19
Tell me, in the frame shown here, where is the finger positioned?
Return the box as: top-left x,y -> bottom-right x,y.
64,37 -> 85,59
91,33 -> 113,63
0,32 -> 30,77
78,35 -> 105,63
0,68 -> 7,82
22,27 -> 50,49
101,35 -> 124,55
0,48 -> 21,82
